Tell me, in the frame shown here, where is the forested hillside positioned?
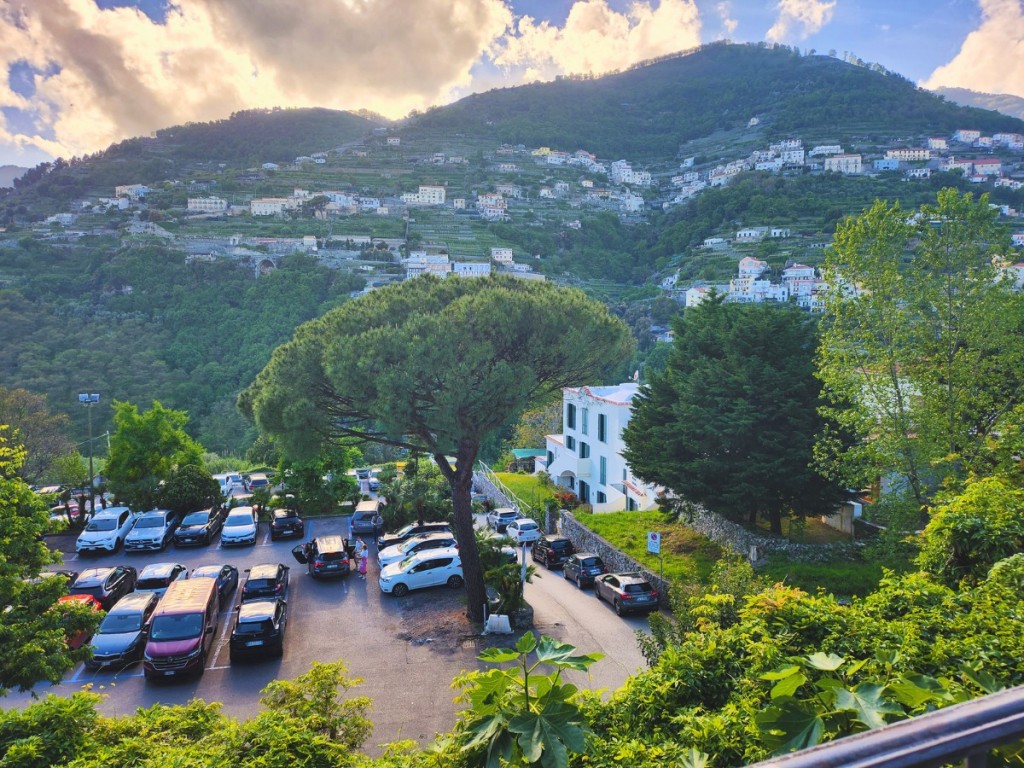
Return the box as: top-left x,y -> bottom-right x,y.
408,42 -> 1024,159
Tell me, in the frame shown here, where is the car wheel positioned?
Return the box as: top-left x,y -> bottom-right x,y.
595,586 -> 603,602
392,583 -> 409,597
576,574 -> 583,589
447,575 -> 464,589
614,600 -> 624,616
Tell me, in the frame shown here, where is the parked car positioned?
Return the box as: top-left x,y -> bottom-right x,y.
354,467 -> 371,480
241,563 -> 290,602
75,507 -> 135,555
562,552 -> 608,588
505,518 -> 542,545
291,536 -> 354,579
143,578 -> 219,680
124,509 -> 180,552
54,594 -> 104,650
245,473 -> 271,492
135,562 -> 189,597
229,597 -> 288,661
350,498 -> 382,536
368,476 -> 380,492
594,572 -> 660,616
173,507 -> 225,547
531,535 -> 575,568
268,508 -> 304,540
377,532 -> 459,568
86,590 -> 158,670
487,508 -> 520,532
220,506 -> 258,547
376,521 -> 452,551
213,472 -> 246,497
379,548 -> 464,597
190,563 -> 239,601
69,566 -> 138,609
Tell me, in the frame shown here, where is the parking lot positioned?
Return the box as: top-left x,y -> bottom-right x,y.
15,513 -> 490,753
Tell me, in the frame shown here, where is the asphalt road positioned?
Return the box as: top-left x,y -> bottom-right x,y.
6,514 -> 653,754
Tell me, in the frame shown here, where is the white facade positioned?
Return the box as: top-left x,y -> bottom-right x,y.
738,256 -> 768,278
250,198 -> 289,216
400,185 -> 446,206
927,137 -> 948,151
543,384 -> 659,513
115,184 -> 150,200
885,148 -> 930,162
953,129 -> 981,144
452,262 -> 492,277
187,196 -> 228,213
808,145 -> 843,157
491,247 -> 514,264
824,154 -> 862,175
736,227 -> 769,242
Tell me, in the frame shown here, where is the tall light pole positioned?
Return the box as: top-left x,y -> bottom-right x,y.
78,393 -> 99,516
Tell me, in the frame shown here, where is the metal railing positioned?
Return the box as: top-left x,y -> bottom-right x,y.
474,462 -> 528,515
747,684 -> 1024,768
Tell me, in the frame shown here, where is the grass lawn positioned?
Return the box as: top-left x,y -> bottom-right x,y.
751,515 -> 854,544
759,557 -> 895,598
575,511 -> 723,584
493,472 -> 558,511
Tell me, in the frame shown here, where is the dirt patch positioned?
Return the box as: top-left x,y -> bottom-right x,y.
395,590 -> 516,653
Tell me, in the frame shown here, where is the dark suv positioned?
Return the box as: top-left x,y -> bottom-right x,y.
594,572 -> 660,615
269,508 -> 305,540
291,535 -> 355,579
562,552 -> 607,588
531,535 -> 575,568
241,563 -> 290,601
173,507 -> 225,547
68,566 -> 138,609
377,521 -> 451,551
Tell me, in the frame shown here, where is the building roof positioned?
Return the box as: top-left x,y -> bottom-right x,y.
511,449 -> 546,459
568,382 -> 640,406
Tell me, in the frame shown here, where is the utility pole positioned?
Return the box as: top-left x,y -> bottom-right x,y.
78,393 -> 100,516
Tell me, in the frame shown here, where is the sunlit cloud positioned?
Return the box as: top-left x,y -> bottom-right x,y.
765,0 -> 836,43
717,2 -> 738,36
922,0 -> 1024,98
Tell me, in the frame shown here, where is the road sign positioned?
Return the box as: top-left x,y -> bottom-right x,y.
647,531 -> 661,554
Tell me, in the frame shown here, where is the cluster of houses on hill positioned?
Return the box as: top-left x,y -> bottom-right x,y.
671,256 -> 833,312
402,246 -> 543,281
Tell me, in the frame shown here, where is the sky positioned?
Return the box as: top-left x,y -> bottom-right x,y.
0,0 -> 1019,168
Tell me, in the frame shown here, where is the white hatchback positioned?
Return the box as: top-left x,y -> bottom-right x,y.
76,507 -> 135,554
377,532 -> 459,569
378,548 -> 463,597
221,506 -> 258,547
505,518 -> 542,545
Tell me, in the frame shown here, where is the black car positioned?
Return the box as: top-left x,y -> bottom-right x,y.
269,508 -> 305,540
531,535 -> 575,568
229,598 -> 287,661
173,507 -> 225,547
240,563 -> 290,602
68,566 -> 138,610
594,572 -> 660,616
291,535 -> 354,579
562,552 -> 608,588
376,521 -> 452,551
190,563 -> 239,601
86,591 -> 158,670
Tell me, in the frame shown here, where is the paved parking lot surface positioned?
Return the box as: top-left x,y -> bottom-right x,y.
10,515 -> 488,754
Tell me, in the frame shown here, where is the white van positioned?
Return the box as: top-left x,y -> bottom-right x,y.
76,506 -> 135,554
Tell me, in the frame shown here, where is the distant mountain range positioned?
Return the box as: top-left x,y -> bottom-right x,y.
0,165 -> 27,188
932,87 -> 1024,122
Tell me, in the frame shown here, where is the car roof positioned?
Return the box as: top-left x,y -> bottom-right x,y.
92,506 -> 131,517
405,546 -> 461,564
512,519 -> 538,527
408,531 -> 457,542
109,591 -> 157,612
226,506 -> 255,515
58,594 -> 102,607
248,563 -> 284,579
611,572 -> 650,583
237,599 -> 281,621
272,508 -> 298,517
74,567 -> 117,584
140,562 -> 183,578
314,534 -> 346,551
136,509 -> 171,519
191,564 -> 228,577
572,551 -> 602,559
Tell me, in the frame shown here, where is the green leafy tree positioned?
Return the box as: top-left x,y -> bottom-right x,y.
623,296 -> 846,534
278,444 -> 360,514
157,464 -> 221,516
105,400 -> 204,510
240,275 -> 632,621
817,189 -> 1024,509
0,426 -> 100,693
0,386 -> 75,484
379,459 -> 452,529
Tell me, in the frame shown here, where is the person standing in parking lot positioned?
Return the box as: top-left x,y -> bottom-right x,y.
355,539 -> 368,579
372,511 -> 384,537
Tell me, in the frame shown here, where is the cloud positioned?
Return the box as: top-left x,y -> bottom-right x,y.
922,0 -> 1024,98
493,0 -> 702,82
765,0 -> 836,43
0,0 -> 705,164
717,2 -> 738,36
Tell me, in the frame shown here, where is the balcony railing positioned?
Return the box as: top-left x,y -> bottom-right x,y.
746,684 -> 1024,768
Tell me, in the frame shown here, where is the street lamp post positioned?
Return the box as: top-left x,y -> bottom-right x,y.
78,393 -> 100,516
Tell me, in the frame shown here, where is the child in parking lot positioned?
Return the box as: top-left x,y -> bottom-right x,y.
355,539 -> 368,579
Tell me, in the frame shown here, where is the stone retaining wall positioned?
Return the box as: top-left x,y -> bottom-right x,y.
559,511 -> 671,607
472,470 -> 516,511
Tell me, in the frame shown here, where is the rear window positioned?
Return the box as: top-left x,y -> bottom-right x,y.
624,583 -> 653,594
352,512 -> 374,522
235,620 -> 271,636
245,578 -> 275,590
319,551 -> 345,562
550,540 -> 572,551
581,557 -> 602,567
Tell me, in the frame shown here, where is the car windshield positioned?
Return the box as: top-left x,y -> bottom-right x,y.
98,612 -> 143,633
181,512 -> 210,525
135,517 -> 163,528
86,518 -> 117,532
394,524 -> 416,538
225,513 -> 251,526
149,613 -> 202,641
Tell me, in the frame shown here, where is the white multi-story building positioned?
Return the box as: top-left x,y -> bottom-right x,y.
928,137 -> 949,151
477,193 -> 508,221
405,253 -> 451,279
953,129 -> 981,144
808,145 -> 843,157
885,148 -> 931,162
250,198 -> 289,216
738,256 -> 768,278
541,384 -> 659,512
906,168 -> 932,179
187,196 -> 228,213
400,185 -> 446,206
824,154 -> 862,175
452,262 -> 491,277
491,247 -> 514,264
736,227 -> 769,242
973,158 -> 1002,176
115,184 -> 150,201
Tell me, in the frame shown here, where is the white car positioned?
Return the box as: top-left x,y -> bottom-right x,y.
505,518 -> 542,545
214,472 -> 246,497
76,507 -> 135,554
123,509 -> 179,552
135,562 -> 188,597
378,548 -> 463,597
486,507 -> 520,532
377,532 -> 459,569
221,506 -> 258,547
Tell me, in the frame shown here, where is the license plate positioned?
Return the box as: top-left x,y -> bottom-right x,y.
181,538 -> 193,543
245,640 -> 263,647
163,670 -> 176,676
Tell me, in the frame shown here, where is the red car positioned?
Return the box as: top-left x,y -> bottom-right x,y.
55,594 -> 104,649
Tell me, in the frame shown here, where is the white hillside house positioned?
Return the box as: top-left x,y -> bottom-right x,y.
541,384 -> 659,513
